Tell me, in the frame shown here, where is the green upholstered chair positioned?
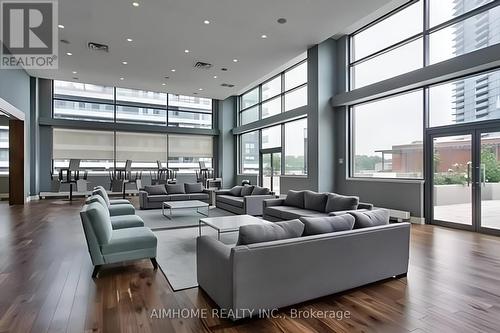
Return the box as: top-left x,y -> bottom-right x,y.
87,192 -> 135,217
80,202 -> 158,278
93,186 -> 131,205
85,195 -> 143,229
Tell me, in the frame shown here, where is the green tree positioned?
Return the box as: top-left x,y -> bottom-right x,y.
481,147 -> 500,183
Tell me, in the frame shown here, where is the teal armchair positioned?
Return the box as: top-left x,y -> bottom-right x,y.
85,195 -> 144,229
87,191 -> 135,216
93,186 -> 131,205
80,202 -> 158,278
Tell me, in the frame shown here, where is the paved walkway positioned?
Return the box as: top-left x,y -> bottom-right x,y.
434,199 -> 500,229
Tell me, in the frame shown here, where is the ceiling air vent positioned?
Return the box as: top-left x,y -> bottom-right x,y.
221,83 -> 235,88
87,42 -> 109,52
194,61 -> 213,69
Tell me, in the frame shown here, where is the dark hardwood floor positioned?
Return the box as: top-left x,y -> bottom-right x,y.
1,198 -> 500,333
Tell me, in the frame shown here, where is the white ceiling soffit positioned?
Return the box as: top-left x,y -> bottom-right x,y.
26,0 -> 393,100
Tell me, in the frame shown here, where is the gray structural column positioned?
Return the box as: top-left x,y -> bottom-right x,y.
37,78 -> 54,192
217,96 -> 236,188
306,38 -> 337,193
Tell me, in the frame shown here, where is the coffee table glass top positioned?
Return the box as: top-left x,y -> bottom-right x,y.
162,200 -> 208,209
200,215 -> 269,232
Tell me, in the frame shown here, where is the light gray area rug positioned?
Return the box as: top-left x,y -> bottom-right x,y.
154,227 -> 238,291
136,206 -> 236,290
136,206 -> 233,230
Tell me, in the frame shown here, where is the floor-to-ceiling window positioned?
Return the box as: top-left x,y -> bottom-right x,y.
0,123 -> 8,175
347,0 -> 500,234
53,80 -> 213,129
350,90 -> 424,179
51,80 -> 215,174
238,60 -> 307,126
349,0 -> 500,90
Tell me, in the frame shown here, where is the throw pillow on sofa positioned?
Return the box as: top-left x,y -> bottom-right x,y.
304,190 -> 328,212
144,185 -> 167,195
251,186 -> 270,195
185,183 -> 203,193
241,185 -> 255,196
300,215 -> 355,236
167,183 -> 185,194
349,209 -> 390,229
229,185 -> 243,196
325,193 -> 359,213
237,219 -> 305,245
284,190 -> 305,208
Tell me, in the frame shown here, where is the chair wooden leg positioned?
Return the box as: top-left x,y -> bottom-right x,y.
151,258 -> 158,270
92,265 -> 101,278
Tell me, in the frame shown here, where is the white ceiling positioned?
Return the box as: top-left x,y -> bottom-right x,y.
26,0 -> 396,100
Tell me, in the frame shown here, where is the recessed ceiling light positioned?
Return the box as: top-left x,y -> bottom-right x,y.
213,75 -> 218,79
120,77 -> 124,80
277,18 -> 287,24
198,88 -> 203,91
203,20 -> 210,24
58,24 -> 65,29
261,34 -> 267,39
126,38 -> 133,42
122,61 -> 128,65
66,52 -> 72,56
72,71 -> 77,74
233,59 -> 238,62
184,49 -> 190,53
132,2 -> 140,7
162,83 -> 166,86
171,69 -> 176,72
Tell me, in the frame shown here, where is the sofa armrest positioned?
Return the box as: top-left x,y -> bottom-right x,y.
139,190 -> 149,209
263,198 -> 285,208
196,236 -> 233,310
215,189 -> 231,196
358,202 -> 373,210
243,195 -> 275,216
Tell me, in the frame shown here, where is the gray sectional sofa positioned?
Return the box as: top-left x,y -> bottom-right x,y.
263,190 -> 373,221
197,216 -> 410,320
139,183 -> 210,209
215,185 -> 274,215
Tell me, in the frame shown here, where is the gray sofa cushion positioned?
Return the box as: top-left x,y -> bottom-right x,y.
147,194 -> 170,202
185,183 -> 203,193
169,194 -> 190,201
300,215 -> 355,236
349,209 -> 390,229
251,186 -> 270,195
167,183 -> 185,194
304,190 -> 328,212
325,193 -> 359,213
237,219 -> 305,245
189,193 -> 209,200
241,185 -> 254,196
144,185 -> 167,195
284,190 -> 305,208
282,208 -> 328,220
217,195 -> 244,208
229,186 -> 243,197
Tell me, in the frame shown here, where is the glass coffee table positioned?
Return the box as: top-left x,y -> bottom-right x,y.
199,215 -> 270,240
162,200 -> 209,219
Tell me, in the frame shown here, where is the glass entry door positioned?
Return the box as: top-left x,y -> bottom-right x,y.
260,150 -> 281,195
432,133 -> 473,229
430,129 -> 500,234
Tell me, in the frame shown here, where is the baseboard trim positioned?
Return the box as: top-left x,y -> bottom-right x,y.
27,195 -> 40,202
410,216 -> 425,224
